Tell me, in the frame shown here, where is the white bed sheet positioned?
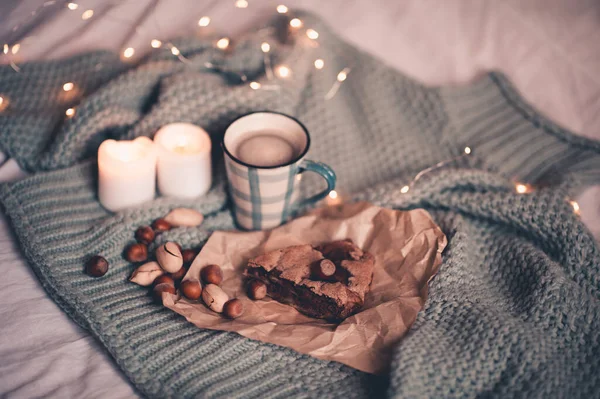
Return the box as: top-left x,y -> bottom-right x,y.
1,0 -> 600,397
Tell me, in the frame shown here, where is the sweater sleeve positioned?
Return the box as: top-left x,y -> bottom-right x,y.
439,72 -> 600,191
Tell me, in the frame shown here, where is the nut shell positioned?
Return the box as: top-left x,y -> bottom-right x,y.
130,261 -> 164,286
247,279 -> 267,300
125,243 -> 148,263
86,255 -> 109,277
135,226 -> 155,245
181,279 -> 202,300
223,298 -> 244,319
200,264 -> 223,286
201,284 -> 229,313
164,208 -> 204,227
156,242 -> 183,273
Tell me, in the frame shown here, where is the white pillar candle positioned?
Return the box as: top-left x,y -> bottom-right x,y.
154,123 -> 212,198
98,137 -> 157,212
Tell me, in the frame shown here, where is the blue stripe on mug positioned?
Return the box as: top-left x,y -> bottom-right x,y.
247,168 -> 261,230
280,165 -> 297,223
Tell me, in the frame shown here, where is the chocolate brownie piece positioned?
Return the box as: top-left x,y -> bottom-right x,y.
244,240 -> 374,321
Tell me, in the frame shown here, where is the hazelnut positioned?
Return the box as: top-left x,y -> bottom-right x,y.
201,284 -> 229,313
153,282 -> 176,302
152,218 -> 172,232
200,264 -> 223,286
125,243 -> 148,263
86,255 -> 109,277
182,249 -> 197,265
311,259 -> 336,280
130,261 -> 164,286
223,298 -> 244,319
247,279 -> 267,300
180,279 -> 202,300
135,226 -> 155,245
170,265 -> 187,281
153,274 -> 175,287
156,242 -> 183,273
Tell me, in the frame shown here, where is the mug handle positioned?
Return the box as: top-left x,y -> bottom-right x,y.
297,160 -> 337,207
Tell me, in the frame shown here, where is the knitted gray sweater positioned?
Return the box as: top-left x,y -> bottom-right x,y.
1,13 -> 600,398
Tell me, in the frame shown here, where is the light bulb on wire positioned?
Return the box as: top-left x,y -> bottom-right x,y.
216,38 -> 230,49
63,82 -> 74,92
314,59 -> 324,69
571,200 -> 580,215
67,2 -> 78,10
249,81 -> 261,90
306,29 -> 319,39
198,16 -> 211,27
235,0 -> 248,8
276,65 -> 291,78
123,47 -> 135,58
81,9 -> 94,20
290,18 -> 302,28
261,42 -> 270,53
276,5 -> 288,13
151,39 -> 162,48
515,183 -> 530,194
65,108 -> 75,117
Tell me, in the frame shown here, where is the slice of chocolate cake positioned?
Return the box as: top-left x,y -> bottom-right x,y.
244,240 -> 374,321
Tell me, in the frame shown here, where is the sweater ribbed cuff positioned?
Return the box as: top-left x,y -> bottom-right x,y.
440,73 -> 600,190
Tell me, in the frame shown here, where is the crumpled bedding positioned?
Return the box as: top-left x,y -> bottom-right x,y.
1,0 -> 599,397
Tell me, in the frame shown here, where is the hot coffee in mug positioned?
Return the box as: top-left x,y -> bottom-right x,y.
223,111 -> 336,230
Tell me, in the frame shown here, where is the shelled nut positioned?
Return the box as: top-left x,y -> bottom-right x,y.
223,298 -> 244,319
200,264 -> 223,285
170,265 -> 187,281
311,259 -> 336,280
152,218 -> 172,232
153,275 -> 175,287
86,255 -> 109,277
247,280 -> 267,300
153,282 -> 176,302
125,243 -> 148,263
181,249 -> 197,264
135,226 -> 155,245
181,279 -> 202,300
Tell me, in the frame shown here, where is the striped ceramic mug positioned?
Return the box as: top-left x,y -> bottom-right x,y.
223,111 -> 336,230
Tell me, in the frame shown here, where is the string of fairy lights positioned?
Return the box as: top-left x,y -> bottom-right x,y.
0,0 -> 582,215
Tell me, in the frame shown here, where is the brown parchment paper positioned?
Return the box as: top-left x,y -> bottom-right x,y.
163,202 -> 447,374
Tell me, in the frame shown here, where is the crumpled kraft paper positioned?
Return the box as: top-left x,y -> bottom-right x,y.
163,202 -> 447,374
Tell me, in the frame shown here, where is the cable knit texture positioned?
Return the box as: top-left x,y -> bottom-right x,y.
1,12 -> 600,399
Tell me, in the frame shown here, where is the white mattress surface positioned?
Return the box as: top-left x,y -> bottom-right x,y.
1,0 -> 600,397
